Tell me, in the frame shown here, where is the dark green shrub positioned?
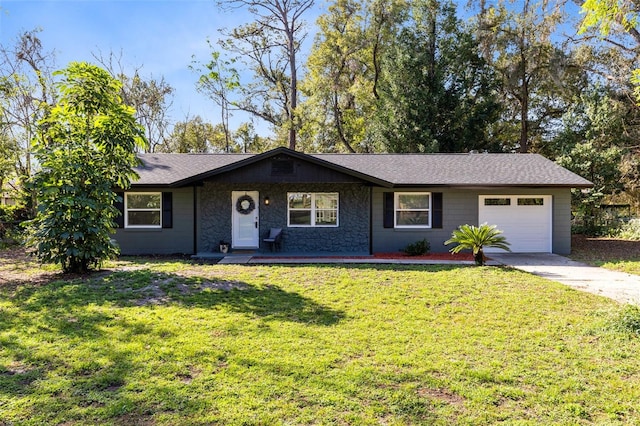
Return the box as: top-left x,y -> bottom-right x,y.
402,239 -> 430,256
0,204 -> 28,246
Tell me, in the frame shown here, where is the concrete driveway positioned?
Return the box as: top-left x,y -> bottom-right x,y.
489,253 -> 640,305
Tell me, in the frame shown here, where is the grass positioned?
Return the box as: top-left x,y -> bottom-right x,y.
597,260 -> 640,275
570,254 -> 640,275
2,252 -> 640,424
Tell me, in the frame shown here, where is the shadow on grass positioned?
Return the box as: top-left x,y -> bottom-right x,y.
4,268 -> 346,325
0,258 -> 481,424
0,267 -> 345,424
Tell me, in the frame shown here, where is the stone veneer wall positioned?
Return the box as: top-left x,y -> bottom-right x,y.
199,182 -> 370,253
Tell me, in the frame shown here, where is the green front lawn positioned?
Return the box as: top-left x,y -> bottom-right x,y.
1,255 -> 639,425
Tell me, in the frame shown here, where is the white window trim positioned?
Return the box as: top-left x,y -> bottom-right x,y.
124,192 -> 162,229
287,192 -> 339,227
394,192 -> 432,228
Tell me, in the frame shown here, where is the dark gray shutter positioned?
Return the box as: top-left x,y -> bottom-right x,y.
162,192 -> 173,229
114,192 -> 124,228
383,192 -> 394,228
432,192 -> 443,229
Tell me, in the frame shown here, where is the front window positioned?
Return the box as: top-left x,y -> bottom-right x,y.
125,192 -> 161,228
395,192 -> 431,228
288,192 -> 338,227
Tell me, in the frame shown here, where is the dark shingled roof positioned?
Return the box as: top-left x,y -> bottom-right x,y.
310,152 -> 593,187
133,148 -> 592,188
133,153 -> 253,186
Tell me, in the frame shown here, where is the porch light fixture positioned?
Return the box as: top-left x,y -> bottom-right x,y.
264,196 -> 270,205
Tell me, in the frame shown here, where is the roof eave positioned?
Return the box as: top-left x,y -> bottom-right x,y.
129,181 -> 595,189
390,183 -> 595,188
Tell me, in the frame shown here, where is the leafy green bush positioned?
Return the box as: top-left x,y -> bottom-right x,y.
401,239 -> 430,256
0,204 -> 29,247
26,63 -> 145,273
614,218 -> 640,240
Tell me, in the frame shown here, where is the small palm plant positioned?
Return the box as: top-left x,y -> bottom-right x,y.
445,223 -> 511,266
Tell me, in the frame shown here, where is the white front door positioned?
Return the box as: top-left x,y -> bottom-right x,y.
232,191 -> 260,249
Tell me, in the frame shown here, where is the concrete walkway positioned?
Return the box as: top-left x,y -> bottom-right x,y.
489,253 -> 640,305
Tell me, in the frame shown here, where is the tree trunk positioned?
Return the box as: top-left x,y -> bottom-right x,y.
519,86 -> 529,153
427,3 -> 437,82
333,93 -> 356,153
288,28 -> 297,151
518,0 -> 530,153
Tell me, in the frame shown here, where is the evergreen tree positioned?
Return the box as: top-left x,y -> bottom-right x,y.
375,0 -> 502,152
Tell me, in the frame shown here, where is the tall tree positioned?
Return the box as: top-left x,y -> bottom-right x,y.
0,133 -> 18,189
234,121 -> 276,152
0,29 -> 55,208
191,44 -> 240,153
374,0 -> 502,153
215,0 -> 314,150
578,0 -> 640,210
163,115 -> 228,153
125,73 -> 174,153
579,0 -> 640,99
475,0 -> 565,152
302,0 -> 406,152
580,0 -> 640,48
27,62 -> 146,273
94,51 -> 174,153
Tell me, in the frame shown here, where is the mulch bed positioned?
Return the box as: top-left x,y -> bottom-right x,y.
372,252 -> 474,261
571,234 -> 640,263
252,252 -> 475,261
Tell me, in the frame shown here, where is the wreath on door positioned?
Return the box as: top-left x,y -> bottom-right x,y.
236,194 -> 256,215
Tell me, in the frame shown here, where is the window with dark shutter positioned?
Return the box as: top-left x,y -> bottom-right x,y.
384,192 -> 440,228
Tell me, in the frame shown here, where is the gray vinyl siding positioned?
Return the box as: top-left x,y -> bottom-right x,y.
371,187 -> 573,254
113,185 -> 573,255
114,187 -> 195,255
551,189 -> 572,254
199,182 -> 369,254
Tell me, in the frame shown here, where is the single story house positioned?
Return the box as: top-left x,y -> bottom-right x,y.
113,147 -> 593,256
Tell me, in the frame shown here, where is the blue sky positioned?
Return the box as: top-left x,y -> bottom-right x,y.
0,0 -> 582,138
0,0 -> 275,132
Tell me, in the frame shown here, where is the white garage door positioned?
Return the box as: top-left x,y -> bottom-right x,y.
478,195 -> 552,253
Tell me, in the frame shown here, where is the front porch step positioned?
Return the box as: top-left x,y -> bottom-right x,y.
217,255 -> 254,264
229,250 -> 257,255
